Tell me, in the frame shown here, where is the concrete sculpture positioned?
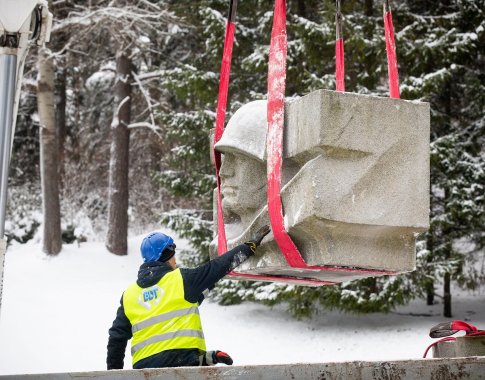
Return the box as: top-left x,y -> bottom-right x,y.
210,89 -> 430,283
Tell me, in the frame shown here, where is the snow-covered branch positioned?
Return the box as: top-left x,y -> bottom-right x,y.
131,71 -> 156,128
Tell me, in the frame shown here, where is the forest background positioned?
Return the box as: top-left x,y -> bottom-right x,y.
6,0 -> 484,319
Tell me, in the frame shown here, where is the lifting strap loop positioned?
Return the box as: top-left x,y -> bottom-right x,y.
266,0 -> 401,273
383,0 -> 400,98
267,0 -> 309,268
213,0 -> 400,284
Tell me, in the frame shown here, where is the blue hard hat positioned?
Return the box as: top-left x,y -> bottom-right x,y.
141,232 -> 174,263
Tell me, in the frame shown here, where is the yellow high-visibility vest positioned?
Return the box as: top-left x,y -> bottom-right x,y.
123,268 -> 206,365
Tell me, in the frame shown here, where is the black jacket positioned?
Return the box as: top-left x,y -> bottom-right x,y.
107,243 -> 254,370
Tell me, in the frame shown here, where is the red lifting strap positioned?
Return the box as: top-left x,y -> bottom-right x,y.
267,0 -> 334,269
384,1 -> 400,98
267,0 -> 305,266
451,320 -> 480,333
336,0 -> 399,95
214,1 -> 237,254
267,0 -> 395,277
335,0 -> 345,92
422,336 -> 456,359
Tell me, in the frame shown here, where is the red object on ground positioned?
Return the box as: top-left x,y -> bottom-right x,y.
423,320 -> 485,358
451,320 -> 480,334
384,6 -> 400,98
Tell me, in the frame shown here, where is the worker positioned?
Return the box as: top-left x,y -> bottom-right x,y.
107,225 -> 271,369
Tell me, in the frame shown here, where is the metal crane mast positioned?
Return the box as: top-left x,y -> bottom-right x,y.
0,0 -> 52,312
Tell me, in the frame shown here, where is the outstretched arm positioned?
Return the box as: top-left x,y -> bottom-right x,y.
181,243 -> 253,303
182,226 -> 271,303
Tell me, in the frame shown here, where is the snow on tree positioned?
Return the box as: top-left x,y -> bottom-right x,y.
397,0 -> 485,317
47,0 -> 180,251
5,0 -> 483,316
158,0 -> 484,317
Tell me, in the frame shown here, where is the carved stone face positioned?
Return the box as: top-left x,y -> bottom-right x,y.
219,152 -> 267,217
211,91 -> 430,283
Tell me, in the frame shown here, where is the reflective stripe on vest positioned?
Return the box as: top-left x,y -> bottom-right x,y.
132,306 -> 200,333
123,268 -> 206,365
131,329 -> 204,355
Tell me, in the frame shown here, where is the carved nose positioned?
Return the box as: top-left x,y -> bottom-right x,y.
219,155 -> 235,178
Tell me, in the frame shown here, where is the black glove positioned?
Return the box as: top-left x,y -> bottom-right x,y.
200,350 -> 233,366
245,225 -> 271,253
251,225 -> 271,246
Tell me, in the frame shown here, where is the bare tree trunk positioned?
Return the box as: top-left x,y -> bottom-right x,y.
426,230 -> 435,305
37,48 -> 62,255
55,65 -> 67,187
106,51 -> 132,255
364,0 -> 374,17
443,271 -> 452,317
443,187 -> 452,317
297,0 -> 307,17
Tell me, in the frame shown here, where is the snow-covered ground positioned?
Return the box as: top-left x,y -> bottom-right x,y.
0,234 -> 484,375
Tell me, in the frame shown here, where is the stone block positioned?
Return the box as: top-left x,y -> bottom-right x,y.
456,336 -> 485,357
211,89 -> 430,283
433,337 -> 485,358
432,340 -> 456,358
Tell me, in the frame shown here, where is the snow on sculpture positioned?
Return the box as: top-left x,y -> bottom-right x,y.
210,89 -> 430,283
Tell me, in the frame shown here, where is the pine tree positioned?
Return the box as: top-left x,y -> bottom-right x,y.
158,0 -> 484,318
157,0 -> 270,260
397,0 -> 485,317
47,0 -> 180,233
